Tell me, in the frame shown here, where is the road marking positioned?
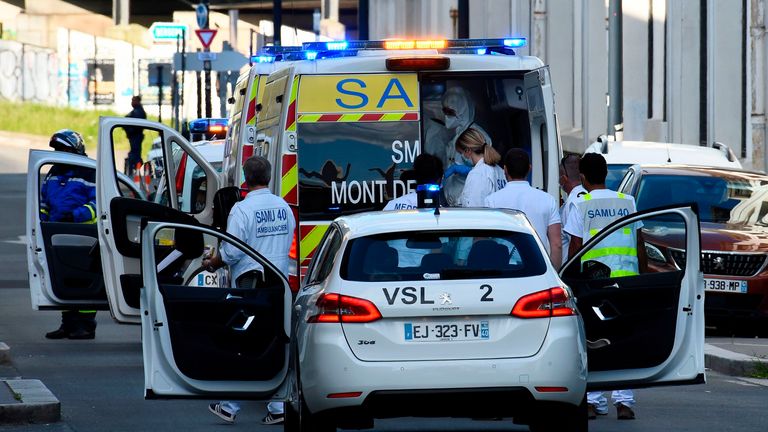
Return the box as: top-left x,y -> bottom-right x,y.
2,235 -> 27,245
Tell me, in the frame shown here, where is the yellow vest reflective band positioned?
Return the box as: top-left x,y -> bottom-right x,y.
578,191 -> 639,277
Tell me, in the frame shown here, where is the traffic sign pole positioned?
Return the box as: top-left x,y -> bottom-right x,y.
201,1 -> 212,118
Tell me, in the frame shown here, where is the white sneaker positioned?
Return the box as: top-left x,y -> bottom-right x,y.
208,402 -> 236,423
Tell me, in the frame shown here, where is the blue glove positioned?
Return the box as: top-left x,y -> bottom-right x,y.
444,163 -> 472,179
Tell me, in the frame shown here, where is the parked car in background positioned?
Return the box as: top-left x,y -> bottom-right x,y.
586,140 -> 742,190
618,164 -> 768,328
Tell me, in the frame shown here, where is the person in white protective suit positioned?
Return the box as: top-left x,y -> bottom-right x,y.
423,86 -> 492,206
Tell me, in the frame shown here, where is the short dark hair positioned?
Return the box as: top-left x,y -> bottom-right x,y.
243,156 -> 271,187
413,153 -> 443,185
503,148 -> 530,179
560,153 -> 581,182
579,153 -> 608,185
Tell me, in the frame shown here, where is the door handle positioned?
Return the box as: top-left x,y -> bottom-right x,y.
602,282 -> 620,289
232,315 -> 255,332
226,293 -> 243,300
591,302 -> 619,321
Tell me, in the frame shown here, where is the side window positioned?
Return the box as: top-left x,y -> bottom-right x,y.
304,226 -> 340,285
226,78 -> 249,161
39,163 -> 96,223
109,124 -> 162,201
167,142 -> 208,214
563,212 -> 686,280
618,170 -> 635,193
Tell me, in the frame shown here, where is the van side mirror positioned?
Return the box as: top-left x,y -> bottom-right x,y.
213,186 -> 242,230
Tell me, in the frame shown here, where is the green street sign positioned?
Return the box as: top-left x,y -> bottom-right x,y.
149,22 -> 189,43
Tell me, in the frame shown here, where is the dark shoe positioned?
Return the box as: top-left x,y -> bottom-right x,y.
587,404 -> 598,420
68,329 -> 95,340
45,328 -> 69,339
261,412 -> 284,425
617,404 -> 635,420
209,402 -> 236,423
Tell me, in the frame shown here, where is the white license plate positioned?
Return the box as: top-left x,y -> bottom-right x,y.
404,321 -> 490,342
704,278 -> 747,293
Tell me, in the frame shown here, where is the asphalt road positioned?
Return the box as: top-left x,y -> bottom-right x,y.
1,134 -> 767,431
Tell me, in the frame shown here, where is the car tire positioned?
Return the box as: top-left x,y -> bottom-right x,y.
284,363 -> 335,432
528,397 -> 587,432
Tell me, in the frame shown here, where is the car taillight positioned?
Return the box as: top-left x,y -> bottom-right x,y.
289,230 -> 298,260
511,287 -> 577,319
308,293 -> 382,323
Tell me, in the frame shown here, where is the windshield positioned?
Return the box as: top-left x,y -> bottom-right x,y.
636,174 -> 768,225
340,229 -> 546,282
606,164 -> 632,190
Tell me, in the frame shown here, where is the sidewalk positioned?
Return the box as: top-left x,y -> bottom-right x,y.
0,342 -> 60,424
705,337 -> 768,379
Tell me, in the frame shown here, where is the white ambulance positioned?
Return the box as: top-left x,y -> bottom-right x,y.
235,38 -> 563,285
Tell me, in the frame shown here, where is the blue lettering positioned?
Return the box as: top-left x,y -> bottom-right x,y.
336,79 -> 369,109
377,78 -> 414,108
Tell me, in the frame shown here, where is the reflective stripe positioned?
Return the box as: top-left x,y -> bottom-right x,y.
610,269 -> 639,277
581,247 -> 637,261
617,192 -> 625,199
84,204 -> 96,221
622,227 -> 632,235
77,310 -> 97,313
40,209 -> 49,215
68,177 -> 96,187
589,228 -> 599,237
583,193 -> 592,201
590,227 -> 631,237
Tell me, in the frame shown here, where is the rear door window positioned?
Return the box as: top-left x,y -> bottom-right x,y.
340,230 -> 547,282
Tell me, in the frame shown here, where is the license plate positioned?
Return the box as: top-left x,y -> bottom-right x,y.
704,278 -> 747,294
404,321 -> 490,342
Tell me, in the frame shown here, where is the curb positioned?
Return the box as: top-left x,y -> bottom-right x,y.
0,343 -> 9,365
0,379 -> 60,424
704,343 -> 767,377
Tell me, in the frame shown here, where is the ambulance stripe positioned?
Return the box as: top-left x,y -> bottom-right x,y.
296,112 -> 420,123
300,224 -> 329,263
281,154 -> 298,205
286,77 -> 299,132
246,78 -> 259,125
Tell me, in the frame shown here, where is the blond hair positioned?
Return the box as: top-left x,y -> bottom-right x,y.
456,128 -> 501,166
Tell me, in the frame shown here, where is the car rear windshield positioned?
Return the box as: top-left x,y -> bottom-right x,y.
606,164 -> 632,190
340,230 -> 547,282
636,174 -> 768,224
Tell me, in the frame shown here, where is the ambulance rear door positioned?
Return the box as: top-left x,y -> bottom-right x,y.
524,67 -> 561,198
292,72 -> 421,273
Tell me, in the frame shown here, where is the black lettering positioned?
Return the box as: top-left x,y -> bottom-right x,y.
471,324 -> 479,337
480,284 -> 494,302
420,286 -> 435,304
383,287 -> 400,305
401,287 -> 418,304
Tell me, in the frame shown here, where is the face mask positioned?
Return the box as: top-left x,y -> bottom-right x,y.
444,114 -> 460,130
457,151 -> 474,167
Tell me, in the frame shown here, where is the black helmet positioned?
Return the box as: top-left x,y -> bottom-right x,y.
50,129 -> 86,156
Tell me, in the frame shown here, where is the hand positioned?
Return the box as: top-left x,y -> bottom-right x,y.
202,258 -> 215,273
444,163 -> 472,179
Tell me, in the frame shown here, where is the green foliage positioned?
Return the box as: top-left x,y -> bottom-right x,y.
0,100 -> 169,153
750,356 -> 768,379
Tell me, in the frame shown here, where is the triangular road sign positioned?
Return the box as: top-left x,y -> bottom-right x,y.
195,29 -> 217,49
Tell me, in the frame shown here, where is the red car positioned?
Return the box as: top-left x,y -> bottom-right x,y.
618,164 -> 768,326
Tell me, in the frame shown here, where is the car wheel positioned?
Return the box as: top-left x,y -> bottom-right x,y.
285,370 -> 335,432
528,397 -> 587,432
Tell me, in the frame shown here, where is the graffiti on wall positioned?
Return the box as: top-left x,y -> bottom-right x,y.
0,40 -> 57,103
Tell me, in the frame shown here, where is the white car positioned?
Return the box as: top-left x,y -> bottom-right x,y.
585,140 -> 742,190
133,204 -> 702,432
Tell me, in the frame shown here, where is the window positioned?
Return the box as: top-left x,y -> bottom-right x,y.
304,225 -> 341,285
605,164 -> 633,190
340,230 -> 546,282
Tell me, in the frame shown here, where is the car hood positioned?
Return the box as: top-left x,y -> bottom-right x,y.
644,222 -> 768,253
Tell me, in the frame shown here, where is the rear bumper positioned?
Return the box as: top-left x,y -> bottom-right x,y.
298,316 -> 587,416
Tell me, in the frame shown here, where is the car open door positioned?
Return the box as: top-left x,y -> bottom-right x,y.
524,67 -> 561,199
97,117 -> 221,324
26,150 -> 144,311
140,221 -> 291,398
560,205 -> 705,390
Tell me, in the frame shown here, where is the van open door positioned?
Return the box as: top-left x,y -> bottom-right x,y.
560,205 -> 705,390
524,67 -> 561,199
140,221 -> 291,398
96,117 -> 220,324
27,150 -> 145,311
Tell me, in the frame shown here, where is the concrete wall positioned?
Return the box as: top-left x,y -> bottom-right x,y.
0,40 -> 57,103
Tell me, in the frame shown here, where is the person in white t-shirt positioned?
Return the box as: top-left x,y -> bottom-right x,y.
455,127 -> 506,207
559,153 -> 587,266
485,148 -> 562,268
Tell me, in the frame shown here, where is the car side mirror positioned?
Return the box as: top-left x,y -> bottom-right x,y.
213,186 -> 242,230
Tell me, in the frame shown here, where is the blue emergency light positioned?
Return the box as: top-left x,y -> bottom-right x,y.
299,38 -> 527,60
189,118 -> 228,135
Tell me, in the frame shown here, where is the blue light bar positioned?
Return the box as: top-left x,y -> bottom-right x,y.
325,41 -> 349,51
251,55 -> 275,63
305,51 -> 318,60
417,184 -> 441,192
476,48 -> 487,55
189,118 -> 228,133
503,38 -> 527,48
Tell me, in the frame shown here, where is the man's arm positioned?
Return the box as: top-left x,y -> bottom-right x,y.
547,223 -> 562,269
568,236 -> 583,260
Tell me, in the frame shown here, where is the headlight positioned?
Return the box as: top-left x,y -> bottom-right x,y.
645,242 -> 666,263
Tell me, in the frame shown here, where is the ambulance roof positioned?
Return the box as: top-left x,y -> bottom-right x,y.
288,53 -> 544,74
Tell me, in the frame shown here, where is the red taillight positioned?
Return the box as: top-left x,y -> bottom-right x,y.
386,56 -> 450,71
308,293 -> 382,324
288,231 -> 298,260
327,392 -> 362,399
534,386 -> 569,393
288,274 -> 299,293
511,287 -> 577,319
175,153 -> 187,194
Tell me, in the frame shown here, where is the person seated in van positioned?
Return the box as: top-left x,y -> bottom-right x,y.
425,87 -> 492,206
455,127 -> 506,208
